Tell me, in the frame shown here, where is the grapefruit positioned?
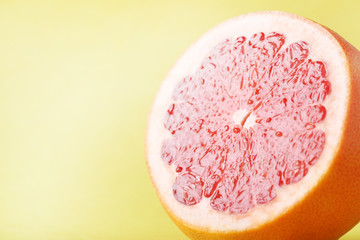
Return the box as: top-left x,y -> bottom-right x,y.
146,11 -> 360,240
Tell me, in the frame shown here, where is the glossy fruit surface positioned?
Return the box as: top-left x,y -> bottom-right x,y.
147,11 -> 360,240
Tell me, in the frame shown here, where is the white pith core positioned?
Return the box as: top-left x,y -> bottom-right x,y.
232,109 -> 256,129
147,12 -> 348,232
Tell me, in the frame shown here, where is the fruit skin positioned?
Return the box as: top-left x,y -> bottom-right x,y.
146,11 -> 360,240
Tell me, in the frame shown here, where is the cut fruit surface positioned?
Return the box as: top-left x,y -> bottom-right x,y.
163,31 -> 330,214
146,11 -> 360,240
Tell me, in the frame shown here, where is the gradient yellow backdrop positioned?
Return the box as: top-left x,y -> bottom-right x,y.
0,0 -> 359,239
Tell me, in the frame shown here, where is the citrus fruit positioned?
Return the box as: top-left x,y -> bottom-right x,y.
146,11 -> 360,240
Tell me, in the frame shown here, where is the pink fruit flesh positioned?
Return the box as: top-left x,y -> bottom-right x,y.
161,32 -> 331,214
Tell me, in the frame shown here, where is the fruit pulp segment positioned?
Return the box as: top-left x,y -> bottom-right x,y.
161,32 -> 331,214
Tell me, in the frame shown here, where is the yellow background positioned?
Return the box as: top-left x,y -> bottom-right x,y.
0,0 -> 359,239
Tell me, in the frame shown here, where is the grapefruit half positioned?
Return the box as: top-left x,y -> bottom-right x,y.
146,11 -> 360,240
